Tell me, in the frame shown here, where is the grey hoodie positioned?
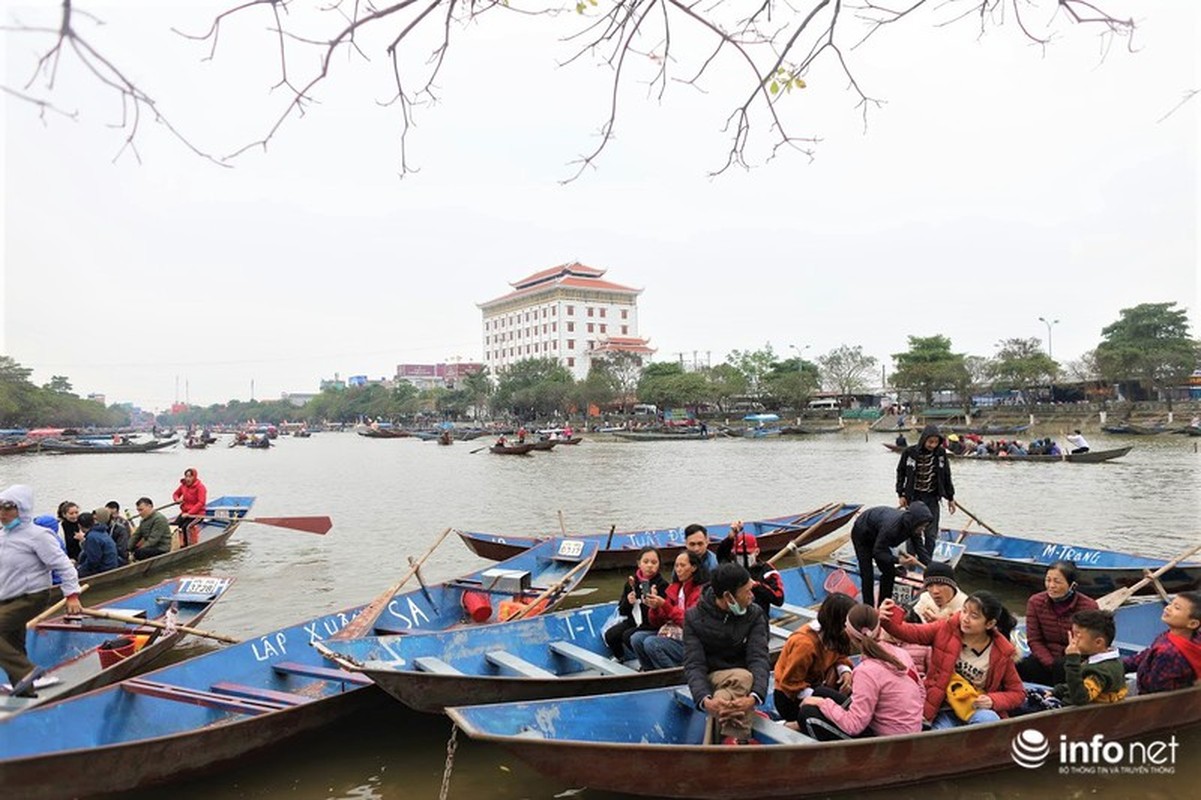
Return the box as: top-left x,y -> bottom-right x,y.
0,484 -> 83,600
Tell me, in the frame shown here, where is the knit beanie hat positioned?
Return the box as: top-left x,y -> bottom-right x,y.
93,507 -> 112,525
923,561 -> 958,590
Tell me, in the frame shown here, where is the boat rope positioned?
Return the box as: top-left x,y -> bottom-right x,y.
438,723 -> 459,800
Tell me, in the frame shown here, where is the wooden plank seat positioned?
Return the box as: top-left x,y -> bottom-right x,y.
35,622 -> 157,634
271,661 -> 372,686
752,714 -> 818,745
446,579 -> 552,594
156,593 -> 219,604
122,678 -> 288,716
548,641 -> 637,676
485,651 -> 558,679
769,624 -> 795,640
210,681 -> 314,707
412,656 -> 464,675
777,603 -> 817,623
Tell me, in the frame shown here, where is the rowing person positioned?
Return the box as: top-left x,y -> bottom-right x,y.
171,468 -> 207,548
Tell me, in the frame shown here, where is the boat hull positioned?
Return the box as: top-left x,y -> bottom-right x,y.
449,683 -> 1201,799
456,504 -> 860,570
942,529 -> 1201,595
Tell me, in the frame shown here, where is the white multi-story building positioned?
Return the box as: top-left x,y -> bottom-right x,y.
479,262 -> 654,381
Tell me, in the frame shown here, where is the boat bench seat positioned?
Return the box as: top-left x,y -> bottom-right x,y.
210,681 -> 314,707
486,651 -> 558,679
777,603 -> 817,623
1113,640 -> 1144,654
768,624 -> 795,640
412,656 -> 465,675
752,715 -> 819,745
123,678 -> 288,716
156,593 -> 219,604
271,661 -> 372,686
548,641 -> 637,676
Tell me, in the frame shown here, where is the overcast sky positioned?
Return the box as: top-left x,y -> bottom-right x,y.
3,1 -> 1197,410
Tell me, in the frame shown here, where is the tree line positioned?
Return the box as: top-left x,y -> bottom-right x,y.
2,302 -> 1195,428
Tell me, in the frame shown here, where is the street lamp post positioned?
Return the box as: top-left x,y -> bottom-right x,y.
790,343 -> 811,372
1038,317 -> 1059,402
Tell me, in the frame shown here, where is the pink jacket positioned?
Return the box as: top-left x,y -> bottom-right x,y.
815,642 -> 925,737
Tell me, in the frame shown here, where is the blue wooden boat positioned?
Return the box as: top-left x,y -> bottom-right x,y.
1,575 -> 234,718
938,529 -> 1201,595
0,537 -> 597,798
446,601 -> 1195,799
318,561 -> 846,713
79,495 -> 255,591
456,502 -> 861,570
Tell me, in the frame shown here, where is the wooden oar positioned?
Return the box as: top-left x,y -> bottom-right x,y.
953,502 -> 1001,537
76,608 -> 238,644
1098,540 -> 1201,611
408,555 -> 440,612
469,445 -> 490,454
558,510 -> 568,537
333,527 -> 454,640
194,515 -> 333,534
509,557 -> 594,621
26,584 -> 89,629
604,524 -> 617,550
766,504 -> 850,567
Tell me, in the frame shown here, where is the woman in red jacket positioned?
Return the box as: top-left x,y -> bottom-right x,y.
171,468 -> 207,548
1016,560 -> 1098,685
879,591 -> 1025,729
630,550 -> 704,670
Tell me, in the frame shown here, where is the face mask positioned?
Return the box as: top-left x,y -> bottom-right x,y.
3,518 -> 20,531
726,594 -> 748,616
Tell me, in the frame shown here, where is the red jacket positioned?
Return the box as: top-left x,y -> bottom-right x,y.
1025,590 -> 1098,667
882,605 -> 1026,722
649,578 -> 703,628
172,473 -> 208,516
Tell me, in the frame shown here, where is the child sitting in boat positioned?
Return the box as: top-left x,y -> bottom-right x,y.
630,551 -> 704,671
772,592 -> 856,726
1046,609 -> 1127,706
1123,592 -> 1201,695
912,562 -> 967,623
879,592 -> 1026,729
715,527 -> 784,616
604,547 -> 669,661
797,603 -> 925,741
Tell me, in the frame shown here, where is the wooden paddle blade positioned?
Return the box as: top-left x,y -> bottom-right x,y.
248,516 -> 333,534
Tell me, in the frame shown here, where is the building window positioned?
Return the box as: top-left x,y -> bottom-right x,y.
542,308 -> 548,318
552,306 -> 557,316
568,340 -> 575,350
567,305 -> 574,315
552,322 -> 557,332
600,308 -> 606,318
587,307 -> 594,317
567,322 -> 575,332
567,357 -> 575,367
534,343 -> 539,352
621,325 -> 628,335
621,309 -> 628,320
600,324 -> 606,334
587,323 -> 594,333
587,341 -> 593,350
553,340 -> 558,349
542,324 -> 547,334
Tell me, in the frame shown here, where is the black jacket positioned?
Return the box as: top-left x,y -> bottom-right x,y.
850,504 -> 934,566
896,424 -> 955,500
618,573 -> 670,630
683,587 -> 770,707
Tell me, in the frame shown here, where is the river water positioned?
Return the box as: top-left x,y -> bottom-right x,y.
2,429 -> 1198,799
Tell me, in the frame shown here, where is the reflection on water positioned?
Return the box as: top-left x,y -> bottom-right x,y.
4,429 -> 1198,799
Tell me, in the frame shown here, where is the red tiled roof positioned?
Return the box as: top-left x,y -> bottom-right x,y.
480,270 -> 641,307
593,336 -> 655,355
512,261 -> 606,289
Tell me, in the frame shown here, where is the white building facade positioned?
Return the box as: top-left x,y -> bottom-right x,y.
479,263 -> 653,381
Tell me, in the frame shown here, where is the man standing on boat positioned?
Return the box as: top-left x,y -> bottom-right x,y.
683,563 -> 770,745
896,424 -> 957,557
0,485 -> 84,697
171,468 -> 207,549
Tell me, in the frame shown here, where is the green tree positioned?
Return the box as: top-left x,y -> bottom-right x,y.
763,370 -> 819,412
818,345 -> 878,398
990,338 -> 1059,398
891,335 -> 968,407
703,364 -> 747,413
1095,302 -> 1197,404
43,375 -> 75,394
595,352 -> 644,413
493,358 -> 575,420
637,362 -> 685,409
727,344 -> 778,397
460,369 -> 493,421
573,363 -> 618,417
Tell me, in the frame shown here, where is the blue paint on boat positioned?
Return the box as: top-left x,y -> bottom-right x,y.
938,529 -> 1201,595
